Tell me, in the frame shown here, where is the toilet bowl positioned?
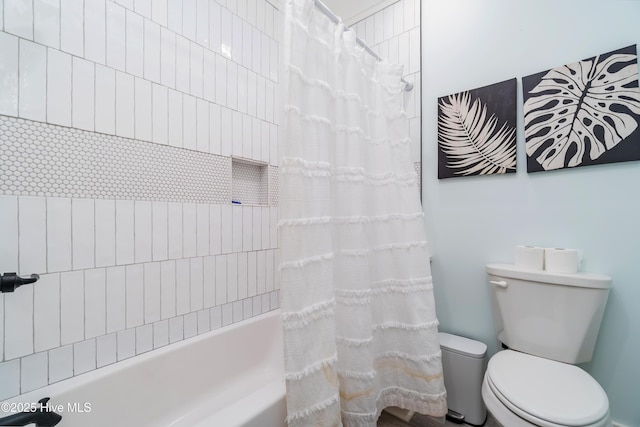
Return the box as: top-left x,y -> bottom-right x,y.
481,350 -> 610,427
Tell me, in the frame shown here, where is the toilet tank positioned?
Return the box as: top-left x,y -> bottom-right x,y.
486,264 -> 611,364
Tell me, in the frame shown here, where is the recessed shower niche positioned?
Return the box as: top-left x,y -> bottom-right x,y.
231,157 -> 269,205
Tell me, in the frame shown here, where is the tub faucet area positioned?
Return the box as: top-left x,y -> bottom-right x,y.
0,398 -> 62,427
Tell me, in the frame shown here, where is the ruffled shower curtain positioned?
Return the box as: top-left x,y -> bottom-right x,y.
279,0 -> 448,425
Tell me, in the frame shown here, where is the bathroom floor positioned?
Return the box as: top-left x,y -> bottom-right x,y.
377,410 -> 501,427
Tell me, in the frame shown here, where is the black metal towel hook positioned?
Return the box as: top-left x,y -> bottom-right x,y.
0,272 -> 40,293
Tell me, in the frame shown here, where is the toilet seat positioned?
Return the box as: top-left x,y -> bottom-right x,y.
485,350 -> 609,427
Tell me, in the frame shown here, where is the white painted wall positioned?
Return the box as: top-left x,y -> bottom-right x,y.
421,1 -> 640,425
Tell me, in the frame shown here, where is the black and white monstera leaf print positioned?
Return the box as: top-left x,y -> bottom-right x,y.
524,45 -> 640,171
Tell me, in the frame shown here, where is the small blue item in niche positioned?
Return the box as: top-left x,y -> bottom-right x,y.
523,44 -> 640,173
232,200 -> 242,204
437,78 -> 517,179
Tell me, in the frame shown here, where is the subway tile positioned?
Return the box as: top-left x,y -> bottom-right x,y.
387,36 -> 399,66
106,2 -> 126,71
183,202 -> 197,258
246,0 -> 256,26
238,66 -> 248,114
197,203 -> 210,256
266,250 -> 274,292
243,297 -> 252,320
175,35 -> 190,94
145,262 -> 161,323
242,21 -> 252,69
252,294 -> 261,316
247,251 -> 257,297
61,271 -> 84,345
190,257 -> 204,311
152,84 -> 169,145
242,206 -> 253,251
126,10 -> 144,77
246,75 -> 256,124
269,123 -> 278,166
0,33 -> 19,116
115,200 -> 135,265
176,259 -> 190,315
34,0 -> 60,48
116,0 -> 133,9
167,317 -> 182,344
269,39 -> 278,81
160,27 -> 176,88
152,201 -> 168,261
190,43 -> 204,98
115,71 -> 135,138
252,117 -> 261,160
232,14 -> 243,64
237,0 -> 247,20
265,80 -> 274,122
135,78 -> 153,142
227,62 -> 238,111
72,57 -> 95,131
95,199 -> 116,267
398,31 -> 409,76
379,40 -> 389,62
144,20 -> 161,83
256,250 -> 265,294
4,0 -> 33,39
136,324 -> 153,354
74,338 -> 96,374
261,206 -> 269,250
242,113 -> 252,158
34,274 -> 60,352
270,290 -> 279,309
19,40 -> 46,121
183,95 -> 197,151
19,196 -> 47,274
196,0 -> 209,46
265,3 -> 274,38
151,0 -> 168,27
209,103 -> 221,154
203,50 -> 216,102
256,75 -> 266,120
393,1 -> 403,37
209,204 -> 222,255
215,254 -> 227,304
155,319 -> 170,347
106,266 -> 126,333
97,333 -> 117,367
61,0 -> 83,55
364,16 -> 374,47
374,11 -> 384,45
160,260 -> 176,319
383,6 -> 394,41
85,0 -> 106,64
0,360 -> 20,400
222,303 -> 232,326
85,268 -> 106,339
197,309 -> 210,334
167,0 -> 182,33
182,0 -> 196,41
47,198 -> 72,273
49,345 -> 73,383
237,252 -> 247,300
260,33 -> 269,79
251,26 -> 261,74
46,49 -> 72,127
126,264 -> 144,328
255,0 -> 265,32
117,329 -> 136,361
0,196 -> 18,275
270,206 -> 278,248
21,352 -> 48,393
232,300 -> 242,323
196,99 -> 210,153
232,205 -> 243,252
167,202 -> 183,259
95,65 -> 116,134
221,205 -> 232,253
409,27 -> 420,73
404,0 -> 415,31
232,110 -> 242,156
210,306 -> 222,330
209,1 -> 221,54
220,7 -> 232,58
261,121 -> 269,163
135,0 -> 152,18
227,253 -> 238,302
220,107 -> 232,156
261,293 -> 270,312
184,312 -> 197,338
168,89 -> 183,147
203,256 -> 216,308
215,55 -> 227,106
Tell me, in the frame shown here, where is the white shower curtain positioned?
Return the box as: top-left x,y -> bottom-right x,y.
279,1 -> 447,425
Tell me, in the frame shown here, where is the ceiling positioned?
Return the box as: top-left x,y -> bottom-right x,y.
320,0 -> 396,25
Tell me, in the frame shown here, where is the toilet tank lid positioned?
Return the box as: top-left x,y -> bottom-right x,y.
439,332 -> 487,358
486,263 -> 612,289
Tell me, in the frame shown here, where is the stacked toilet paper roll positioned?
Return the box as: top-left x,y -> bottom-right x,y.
514,245 -> 545,270
544,248 -> 579,274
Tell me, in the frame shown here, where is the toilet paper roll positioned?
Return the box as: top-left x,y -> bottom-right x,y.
514,245 -> 545,270
544,248 -> 579,274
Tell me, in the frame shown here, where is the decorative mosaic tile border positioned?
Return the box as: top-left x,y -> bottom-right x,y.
0,115 -> 232,204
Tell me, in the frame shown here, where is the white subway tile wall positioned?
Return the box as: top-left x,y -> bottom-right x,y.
0,0 -> 282,401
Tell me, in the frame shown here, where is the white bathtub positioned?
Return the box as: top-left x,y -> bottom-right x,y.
1,311 -> 286,427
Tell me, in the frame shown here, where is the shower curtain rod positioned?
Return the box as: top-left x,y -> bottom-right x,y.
313,0 -> 414,91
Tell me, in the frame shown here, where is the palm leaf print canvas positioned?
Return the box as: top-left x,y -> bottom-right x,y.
437,78 -> 517,179
523,45 -> 640,172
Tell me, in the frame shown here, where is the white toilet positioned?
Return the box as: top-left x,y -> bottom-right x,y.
482,263 -> 612,427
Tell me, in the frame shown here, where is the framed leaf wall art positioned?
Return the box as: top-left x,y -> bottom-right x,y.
523,44 -> 640,173
437,78 -> 517,179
